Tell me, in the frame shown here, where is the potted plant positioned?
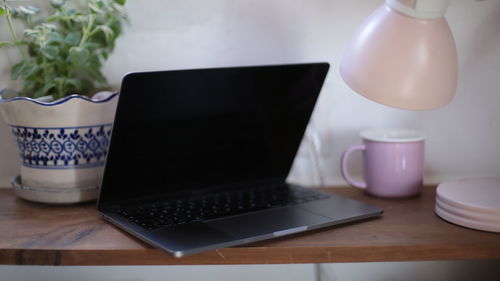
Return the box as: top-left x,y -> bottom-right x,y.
0,0 -> 128,203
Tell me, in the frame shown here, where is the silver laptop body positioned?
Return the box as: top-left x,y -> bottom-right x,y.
97,63 -> 383,257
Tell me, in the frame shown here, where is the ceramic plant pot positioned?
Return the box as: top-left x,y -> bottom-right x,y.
0,89 -> 118,204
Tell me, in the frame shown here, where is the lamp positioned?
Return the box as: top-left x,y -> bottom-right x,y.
340,0 -> 500,233
340,0 -> 458,110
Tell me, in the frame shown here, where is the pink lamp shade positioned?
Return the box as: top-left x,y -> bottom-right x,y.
340,0 -> 458,110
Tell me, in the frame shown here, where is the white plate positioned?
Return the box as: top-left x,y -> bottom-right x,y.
436,177 -> 500,214
436,197 -> 500,223
435,203 -> 500,233
436,192 -> 500,217
435,177 -> 500,233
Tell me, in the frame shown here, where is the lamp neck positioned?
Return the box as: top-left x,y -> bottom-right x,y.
385,0 -> 450,19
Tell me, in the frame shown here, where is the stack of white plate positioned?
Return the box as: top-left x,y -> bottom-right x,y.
435,177 -> 500,233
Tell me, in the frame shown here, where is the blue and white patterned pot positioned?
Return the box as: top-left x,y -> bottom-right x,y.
0,89 -> 118,203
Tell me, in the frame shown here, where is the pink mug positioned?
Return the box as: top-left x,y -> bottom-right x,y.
341,129 -> 425,198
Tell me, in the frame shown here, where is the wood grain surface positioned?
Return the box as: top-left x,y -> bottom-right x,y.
0,187 -> 499,265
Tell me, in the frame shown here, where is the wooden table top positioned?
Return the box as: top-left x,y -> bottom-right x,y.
0,186 -> 499,265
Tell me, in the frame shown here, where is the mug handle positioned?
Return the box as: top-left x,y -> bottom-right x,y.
340,144 -> 367,189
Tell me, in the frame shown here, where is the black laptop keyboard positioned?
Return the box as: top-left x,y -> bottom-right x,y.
117,185 -> 330,230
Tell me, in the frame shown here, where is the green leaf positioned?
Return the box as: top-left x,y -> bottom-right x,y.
0,42 -> 12,48
99,51 -> 109,60
46,33 -> 64,45
65,32 -> 81,46
11,63 -> 24,80
41,23 -> 57,31
26,6 -> 41,14
19,6 -> 37,16
41,46 -> 60,60
23,29 -> 38,38
45,32 -> 64,45
111,3 -> 128,19
68,47 -> 90,65
21,61 -> 37,77
65,78 -> 83,90
11,61 -> 37,80
74,14 -> 87,23
96,25 -> 114,42
50,0 -> 66,9
5,0 -> 127,99
88,3 -> 103,14
88,67 -> 106,83
94,0 -> 106,9
10,8 -> 24,19
33,82 -> 56,98
113,0 -> 126,6
47,14 -> 58,22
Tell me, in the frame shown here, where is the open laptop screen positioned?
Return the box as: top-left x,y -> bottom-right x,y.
99,63 -> 329,204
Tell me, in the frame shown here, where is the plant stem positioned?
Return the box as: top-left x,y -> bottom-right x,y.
2,0 -> 27,60
78,14 -> 95,48
55,78 -> 64,99
41,55 -> 51,96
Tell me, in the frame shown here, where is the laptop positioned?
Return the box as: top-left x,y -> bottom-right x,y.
97,62 -> 383,257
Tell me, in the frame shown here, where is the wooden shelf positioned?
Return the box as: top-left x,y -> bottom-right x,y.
0,186 -> 499,265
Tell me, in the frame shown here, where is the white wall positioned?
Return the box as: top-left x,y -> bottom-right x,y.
1,0 -> 500,187
1,0 -> 499,280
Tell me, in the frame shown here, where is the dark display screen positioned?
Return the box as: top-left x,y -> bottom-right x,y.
99,63 -> 329,205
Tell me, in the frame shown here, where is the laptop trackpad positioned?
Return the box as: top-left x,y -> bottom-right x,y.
206,207 -> 330,238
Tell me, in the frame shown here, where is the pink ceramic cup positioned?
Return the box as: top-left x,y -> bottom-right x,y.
341,129 -> 425,198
